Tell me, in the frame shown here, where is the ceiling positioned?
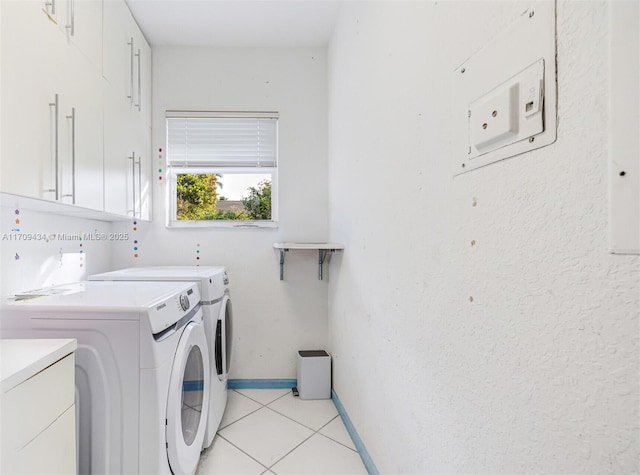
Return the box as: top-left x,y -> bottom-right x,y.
126,0 -> 344,47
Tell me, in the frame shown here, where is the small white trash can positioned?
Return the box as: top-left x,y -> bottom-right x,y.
297,350 -> 331,400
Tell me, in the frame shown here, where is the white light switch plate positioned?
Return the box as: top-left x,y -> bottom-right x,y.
452,3 -> 557,175
469,59 -> 545,158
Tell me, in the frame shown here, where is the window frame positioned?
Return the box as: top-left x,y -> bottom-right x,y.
165,111 -> 279,228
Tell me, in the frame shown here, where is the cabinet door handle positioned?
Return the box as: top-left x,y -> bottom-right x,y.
134,49 -> 141,111
127,38 -> 134,105
48,94 -> 59,200
128,152 -> 136,216
66,108 -> 76,204
65,0 -> 74,35
137,156 -> 142,217
45,0 -> 56,16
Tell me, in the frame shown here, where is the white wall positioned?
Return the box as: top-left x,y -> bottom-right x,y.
327,1 -> 639,473
111,47 -> 329,379
0,203 -> 113,296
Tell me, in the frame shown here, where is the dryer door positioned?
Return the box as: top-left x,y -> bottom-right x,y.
166,321 -> 210,475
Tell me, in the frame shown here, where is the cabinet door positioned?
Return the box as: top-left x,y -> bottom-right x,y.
103,0 -> 152,219
5,405 -> 77,475
59,47 -> 104,210
131,25 -> 151,118
58,0 -> 102,71
132,27 -> 151,219
134,126 -> 152,220
103,90 -> 133,216
103,0 -> 137,106
1,0 -> 103,210
1,1 -> 67,200
56,54 -> 75,206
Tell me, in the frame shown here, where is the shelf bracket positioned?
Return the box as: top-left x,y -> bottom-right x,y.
318,249 -> 335,280
279,248 -> 289,281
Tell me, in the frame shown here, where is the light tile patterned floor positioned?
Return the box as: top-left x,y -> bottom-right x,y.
197,389 -> 367,475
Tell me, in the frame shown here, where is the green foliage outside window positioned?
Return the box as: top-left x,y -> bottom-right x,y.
242,180 -> 272,220
176,174 -> 271,221
176,174 -> 218,220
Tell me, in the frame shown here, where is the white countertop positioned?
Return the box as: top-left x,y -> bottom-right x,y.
0,339 -> 77,394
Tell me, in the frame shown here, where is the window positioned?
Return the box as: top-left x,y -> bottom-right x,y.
166,111 -> 278,227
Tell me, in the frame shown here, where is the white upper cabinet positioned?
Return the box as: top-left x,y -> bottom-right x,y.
133,30 -> 152,220
134,123 -> 152,220
58,0 -> 103,71
103,0 -> 152,219
1,1 -> 104,210
1,0 -> 151,218
103,0 -> 151,113
103,96 -> 150,219
60,46 -> 104,210
1,1 -> 68,201
103,0 -> 132,102
132,25 -> 152,117
103,95 -> 133,216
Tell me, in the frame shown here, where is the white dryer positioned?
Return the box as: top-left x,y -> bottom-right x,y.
0,281 -> 209,475
89,266 -> 232,448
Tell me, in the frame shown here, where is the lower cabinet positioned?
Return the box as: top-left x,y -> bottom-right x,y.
4,406 -> 76,475
1,353 -> 76,474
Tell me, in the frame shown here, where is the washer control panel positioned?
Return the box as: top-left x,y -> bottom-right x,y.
147,283 -> 201,335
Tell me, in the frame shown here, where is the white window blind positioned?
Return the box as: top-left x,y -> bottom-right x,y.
166,111 -> 278,168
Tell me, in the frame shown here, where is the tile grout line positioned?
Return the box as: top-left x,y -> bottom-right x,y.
215,432 -> 270,472
265,410 -> 359,470
234,388 -> 291,407
219,390 -> 363,472
218,390 -> 318,472
217,404 -> 263,432
263,404 -> 335,434
265,427 -> 317,471
316,422 -> 360,453
218,400 -> 315,472
264,399 -> 358,453
216,389 -> 270,431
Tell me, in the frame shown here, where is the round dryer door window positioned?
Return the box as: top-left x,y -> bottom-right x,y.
182,345 -> 204,446
166,320 -> 210,475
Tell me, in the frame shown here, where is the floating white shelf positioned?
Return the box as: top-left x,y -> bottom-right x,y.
273,242 -> 345,280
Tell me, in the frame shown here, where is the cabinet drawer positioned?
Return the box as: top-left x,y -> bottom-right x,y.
1,353 -> 75,451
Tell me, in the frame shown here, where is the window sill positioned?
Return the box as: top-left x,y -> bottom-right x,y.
166,220 -> 279,229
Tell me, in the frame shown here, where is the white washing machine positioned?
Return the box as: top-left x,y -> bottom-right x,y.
0,281 -> 210,475
89,266 -> 232,448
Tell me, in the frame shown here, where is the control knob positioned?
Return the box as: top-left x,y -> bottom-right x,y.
179,294 -> 190,311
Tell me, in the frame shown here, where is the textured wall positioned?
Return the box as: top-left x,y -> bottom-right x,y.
111,47 -> 330,379
327,1 -> 639,473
